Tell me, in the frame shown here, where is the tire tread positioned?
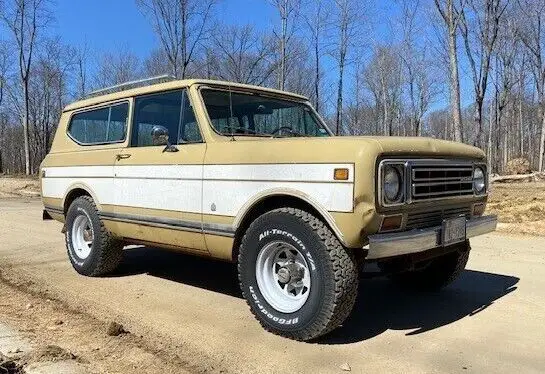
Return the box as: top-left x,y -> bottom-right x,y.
65,196 -> 123,276
238,207 -> 358,341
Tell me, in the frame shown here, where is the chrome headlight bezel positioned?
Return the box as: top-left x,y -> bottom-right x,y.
379,162 -> 405,206
473,165 -> 487,194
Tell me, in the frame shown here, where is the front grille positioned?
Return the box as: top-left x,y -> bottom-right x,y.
406,206 -> 472,230
411,163 -> 474,201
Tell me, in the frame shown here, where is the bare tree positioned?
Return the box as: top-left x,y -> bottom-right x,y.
74,43 -> 89,99
211,24 -> 276,85
332,0 -> 362,135
517,0 -> 545,171
1,0 -> 51,175
459,0 -> 510,147
0,42 -> 10,173
434,0 -> 465,142
143,48 -> 171,77
398,0 -> 439,136
94,48 -> 141,88
269,0 -> 300,91
137,0 -> 216,78
364,46 -> 403,136
0,42 -> 8,108
304,0 -> 327,112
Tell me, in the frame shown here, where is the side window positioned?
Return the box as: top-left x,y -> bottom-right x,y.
132,89 -> 202,147
68,103 -> 128,145
179,91 -> 202,143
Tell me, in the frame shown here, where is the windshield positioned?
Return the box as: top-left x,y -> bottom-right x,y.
201,89 -> 331,137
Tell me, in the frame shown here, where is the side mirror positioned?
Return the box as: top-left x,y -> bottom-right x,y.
151,125 -> 169,146
151,125 -> 179,152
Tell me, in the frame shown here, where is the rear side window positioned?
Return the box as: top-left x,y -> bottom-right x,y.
68,102 -> 129,145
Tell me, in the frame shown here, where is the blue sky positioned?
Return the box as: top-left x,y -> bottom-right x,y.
25,0 -> 473,110
54,0 -> 280,56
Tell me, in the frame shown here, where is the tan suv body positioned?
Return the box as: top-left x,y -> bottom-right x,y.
41,79 -> 497,340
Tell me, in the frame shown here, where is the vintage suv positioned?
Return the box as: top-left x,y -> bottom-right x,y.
41,77 -> 497,341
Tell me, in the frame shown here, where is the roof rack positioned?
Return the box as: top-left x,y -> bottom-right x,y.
86,74 -> 177,98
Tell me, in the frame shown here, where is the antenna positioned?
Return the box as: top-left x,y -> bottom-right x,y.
86,75 -> 177,98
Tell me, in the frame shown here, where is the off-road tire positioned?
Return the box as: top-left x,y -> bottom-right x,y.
238,208 -> 359,341
65,196 -> 124,276
384,240 -> 471,291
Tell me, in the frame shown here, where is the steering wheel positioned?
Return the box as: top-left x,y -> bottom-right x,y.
271,126 -> 297,136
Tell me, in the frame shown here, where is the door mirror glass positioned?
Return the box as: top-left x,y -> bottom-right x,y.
151,125 -> 169,146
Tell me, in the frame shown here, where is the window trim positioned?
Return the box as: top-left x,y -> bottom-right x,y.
66,100 -> 130,146
130,88 -> 205,147
198,86 -> 333,138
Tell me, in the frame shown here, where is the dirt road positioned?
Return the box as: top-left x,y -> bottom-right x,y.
1,198 -> 544,373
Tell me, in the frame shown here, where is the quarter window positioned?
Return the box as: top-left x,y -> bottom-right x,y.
131,89 -> 202,147
68,103 -> 128,145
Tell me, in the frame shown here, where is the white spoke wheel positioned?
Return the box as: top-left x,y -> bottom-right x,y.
238,208 -> 359,341
65,196 -> 124,276
71,214 -> 94,260
256,241 -> 311,313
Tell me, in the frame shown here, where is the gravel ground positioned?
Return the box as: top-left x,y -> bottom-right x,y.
0,198 -> 544,373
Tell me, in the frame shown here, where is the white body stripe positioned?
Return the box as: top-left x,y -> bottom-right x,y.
42,164 -> 354,215
203,164 -> 354,182
42,177 -> 115,204
114,179 -> 202,212
202,180 -> 353,215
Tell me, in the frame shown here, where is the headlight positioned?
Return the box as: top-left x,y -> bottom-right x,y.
383,165 -> 402,202
473,166 -> 486,193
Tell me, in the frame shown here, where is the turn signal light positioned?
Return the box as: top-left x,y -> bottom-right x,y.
473,203 -> 486,216
334,168 -> 349,181
380,215 -> 403,232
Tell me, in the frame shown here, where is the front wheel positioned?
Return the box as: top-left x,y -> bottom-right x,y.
238,208 -> 359,341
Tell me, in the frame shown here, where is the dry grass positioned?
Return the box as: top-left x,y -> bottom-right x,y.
486,182 -> 545,236
0,175 -> 40,198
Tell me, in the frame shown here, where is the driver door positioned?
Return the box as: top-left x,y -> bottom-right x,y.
112,89 -> 207,253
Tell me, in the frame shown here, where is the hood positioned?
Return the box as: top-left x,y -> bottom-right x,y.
329,136 -> 486,160
220,135 -> 485,164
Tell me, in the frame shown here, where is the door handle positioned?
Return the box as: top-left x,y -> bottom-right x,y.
116,154 -> 132,161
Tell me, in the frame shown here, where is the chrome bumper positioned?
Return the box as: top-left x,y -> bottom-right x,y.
366,215 -> 497,260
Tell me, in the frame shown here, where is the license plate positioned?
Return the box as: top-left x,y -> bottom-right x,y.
442,216 -> 467,246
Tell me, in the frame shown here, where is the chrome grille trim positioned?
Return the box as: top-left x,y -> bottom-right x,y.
408,161 -> 475,202
378,159 -> 488,207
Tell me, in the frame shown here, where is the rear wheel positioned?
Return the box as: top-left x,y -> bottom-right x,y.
238,208 -> 358,341
381,240 -> 471,291
65,196 -> 124,276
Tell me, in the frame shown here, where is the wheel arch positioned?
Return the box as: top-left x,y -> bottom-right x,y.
231,189 -> 348,262
62,183 -> 101,214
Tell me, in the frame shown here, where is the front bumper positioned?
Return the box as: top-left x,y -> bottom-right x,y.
366,215 -> 497,260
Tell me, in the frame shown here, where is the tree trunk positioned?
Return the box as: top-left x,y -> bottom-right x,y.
488,99 -> 493,172
448,29 -> 463,143
314,34 -> 320,113
22,80 -> 31,175
475,98 -> 484,147
279,8 -> 287,91
380,67 -> 389,135
519,92 -> 524,156
336,62 -> 344,135
539,101 -> 545,171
